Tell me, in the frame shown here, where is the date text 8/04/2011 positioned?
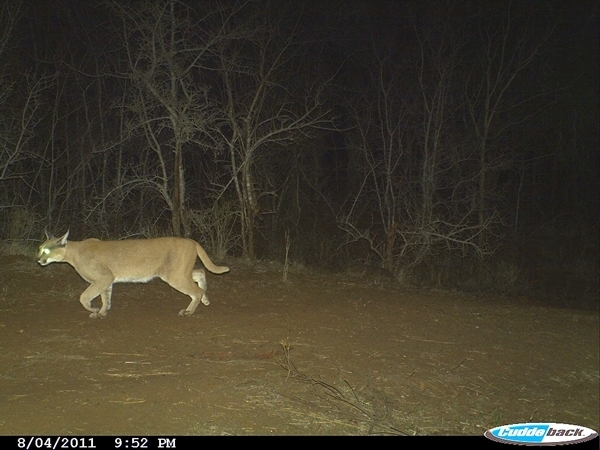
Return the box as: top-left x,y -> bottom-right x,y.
16,437 -> 177,449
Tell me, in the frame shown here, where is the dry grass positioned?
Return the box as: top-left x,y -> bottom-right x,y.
276,337 -> 409,435
1,252 -> 597,435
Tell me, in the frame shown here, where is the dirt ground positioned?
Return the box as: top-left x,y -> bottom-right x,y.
0,254 -> 598,436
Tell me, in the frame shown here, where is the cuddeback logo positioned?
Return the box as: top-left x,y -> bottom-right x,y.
485,423 -> 598,445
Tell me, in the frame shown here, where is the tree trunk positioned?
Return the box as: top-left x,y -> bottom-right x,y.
172,139 -> 182,237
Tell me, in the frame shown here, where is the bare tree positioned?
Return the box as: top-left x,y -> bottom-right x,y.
213,5 -> 331,259
464,3 -> 551,235
0,1 -> 57,238
339,37 -> 409,272
0,75 -> 54,182
339,9 -> 500,276
410,16 -> 496,262
0,2 -> 44,182
109,0 -> 227,236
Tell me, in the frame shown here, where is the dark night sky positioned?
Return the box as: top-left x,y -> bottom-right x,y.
7,0 -> 600,227
0,0 -> 595,311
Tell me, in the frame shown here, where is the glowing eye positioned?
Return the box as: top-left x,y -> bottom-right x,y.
43,248 -> 50,255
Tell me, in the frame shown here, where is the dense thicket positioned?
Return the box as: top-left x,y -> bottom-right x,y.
1,0 -> 597,305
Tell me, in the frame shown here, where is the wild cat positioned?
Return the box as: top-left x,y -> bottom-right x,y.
37,231 -> 229,318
